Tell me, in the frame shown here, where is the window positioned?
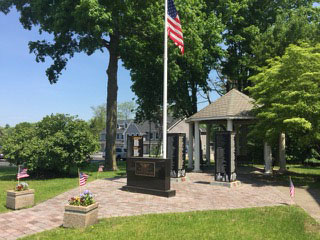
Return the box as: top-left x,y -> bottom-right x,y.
149,133 -> 153,140
155,132 -> 159,139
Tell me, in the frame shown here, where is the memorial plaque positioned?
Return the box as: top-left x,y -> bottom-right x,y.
135,161 -> 155,177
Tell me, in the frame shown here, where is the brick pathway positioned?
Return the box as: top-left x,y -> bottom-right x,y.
0,173 -> 292,240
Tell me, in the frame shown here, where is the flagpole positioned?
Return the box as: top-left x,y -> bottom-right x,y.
163,0 -> 168,159
17,165 -> 20,185
78,168 -> 81,196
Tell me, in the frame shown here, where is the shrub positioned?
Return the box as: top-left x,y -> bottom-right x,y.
2,114 -> 99,177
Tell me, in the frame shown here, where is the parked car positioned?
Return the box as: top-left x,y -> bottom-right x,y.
116,148 -> 127,161
102,148 -> 127,161
0,153 -> 4,159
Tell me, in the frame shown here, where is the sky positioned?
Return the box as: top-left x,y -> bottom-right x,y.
0,7 -> 217,127
0,9 -> 137,127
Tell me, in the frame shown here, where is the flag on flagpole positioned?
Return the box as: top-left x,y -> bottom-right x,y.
289,177 -> 295,198
79,172 -> 88,186
17,168 -> 29,179
167,0 -> 184,54
98,165 -> 104,172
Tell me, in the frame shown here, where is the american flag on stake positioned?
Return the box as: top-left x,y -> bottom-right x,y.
79,172 -> 88,186
167,0 -> 184,54
289,176 -> 295,198
17,167 -> 29,180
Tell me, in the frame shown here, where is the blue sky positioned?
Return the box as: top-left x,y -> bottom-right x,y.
0,8 -> 136,127
0,8 -> 216,127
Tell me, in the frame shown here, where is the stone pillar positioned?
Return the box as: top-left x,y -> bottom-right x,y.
227,119 -> 233,131
264,142 -> 273,174
194,121 -> 201,172
206,124 -> 211,165
279,133 -> 286,172
188,123 -> 193,169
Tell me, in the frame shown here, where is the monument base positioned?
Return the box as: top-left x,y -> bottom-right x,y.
171,176 -> 188,183
122,185 -> 176,198
210,180 -> 241,188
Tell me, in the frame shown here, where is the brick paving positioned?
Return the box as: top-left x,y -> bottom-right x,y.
0,172 -> 292,239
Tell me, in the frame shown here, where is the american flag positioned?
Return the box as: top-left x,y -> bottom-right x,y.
98,165 -> 104,172
17,168 -> 29,179
79,172 -> 88,186
289,177 -> 295,198
167,0 -> 184,54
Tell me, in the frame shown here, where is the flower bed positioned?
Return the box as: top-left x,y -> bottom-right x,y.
63,190 -> 99,228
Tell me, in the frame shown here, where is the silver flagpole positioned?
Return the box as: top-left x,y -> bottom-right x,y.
163,0 -> 168,158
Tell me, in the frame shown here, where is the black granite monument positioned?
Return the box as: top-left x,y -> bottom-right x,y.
122,157 -> 176,197
167,133 -> 186,178
214,131 -> 236,182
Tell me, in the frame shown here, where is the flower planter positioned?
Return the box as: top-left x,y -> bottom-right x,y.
63,202 -> 99,228
6,189 -> 35,210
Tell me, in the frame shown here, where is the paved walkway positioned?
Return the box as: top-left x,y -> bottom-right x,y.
0,173 -> 300,240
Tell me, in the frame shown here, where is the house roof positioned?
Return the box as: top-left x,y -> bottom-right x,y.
135,116 -> 180,134
186,89 -> 255,122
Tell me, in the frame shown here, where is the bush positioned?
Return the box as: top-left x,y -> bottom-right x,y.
2,114 -> 99,177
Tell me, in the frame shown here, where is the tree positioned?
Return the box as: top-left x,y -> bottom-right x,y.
0,0 -> 151,170
88,104 -> 106,138
117,101 -> 136,120
251,7 -> 320,68
120,0 -> 224,120
248,43 -> 320,153
208,0 -> 315,93
2,114 -> 99,176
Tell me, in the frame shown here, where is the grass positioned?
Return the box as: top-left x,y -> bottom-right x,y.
249,164 -> 320,189
0,161 -> 126,213
22,205 -> 320,240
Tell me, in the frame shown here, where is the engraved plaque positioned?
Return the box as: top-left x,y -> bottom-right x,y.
135,161 -> 155,177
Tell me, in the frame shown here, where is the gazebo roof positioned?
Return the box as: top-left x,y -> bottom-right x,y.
186,89 -> 255,122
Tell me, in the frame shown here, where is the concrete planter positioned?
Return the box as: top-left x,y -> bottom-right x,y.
6,189 -> 35,210
63,202 -> 99,228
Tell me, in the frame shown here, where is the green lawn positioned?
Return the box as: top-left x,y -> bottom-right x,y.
23,206 -> 320,240
249,164 -> 320,189
0,161 -> 126,213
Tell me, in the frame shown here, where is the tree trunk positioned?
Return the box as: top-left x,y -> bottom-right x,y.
279,133 -> 286,172
191,82 -> 197,115
105,35 -> 119,171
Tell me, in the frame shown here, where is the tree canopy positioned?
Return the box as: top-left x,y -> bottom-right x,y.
0,0 -> 152,170
208,0 -> 315,93
248,43 -> 320,149
121,0 -> 224,120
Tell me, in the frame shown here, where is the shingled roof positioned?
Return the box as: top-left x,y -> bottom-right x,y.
186,89 -> 255,122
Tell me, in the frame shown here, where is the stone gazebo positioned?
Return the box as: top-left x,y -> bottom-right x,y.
186,89 -> 280,174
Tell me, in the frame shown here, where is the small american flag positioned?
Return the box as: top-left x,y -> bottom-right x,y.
79,172 -> 88,186
167,0 -> 184,54
98,165 -> 104,172
17,168 -> 29,179
289,177 -> 295,198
